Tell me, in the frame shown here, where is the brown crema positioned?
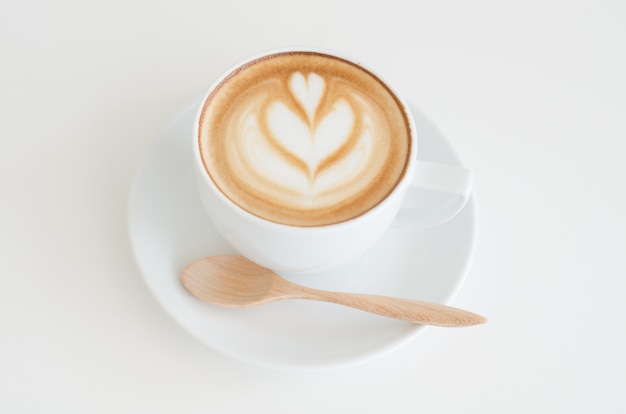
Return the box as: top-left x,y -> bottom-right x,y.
198,51 -> 412,226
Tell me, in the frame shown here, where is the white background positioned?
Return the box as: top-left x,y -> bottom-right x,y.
2,0 -> 625,412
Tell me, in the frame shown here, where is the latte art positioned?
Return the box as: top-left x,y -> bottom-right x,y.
238,72 -> 380,203
199,52 -> 411,226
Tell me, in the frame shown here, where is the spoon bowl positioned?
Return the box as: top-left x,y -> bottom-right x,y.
182,255 -> 487,327
182,255 -> 278,307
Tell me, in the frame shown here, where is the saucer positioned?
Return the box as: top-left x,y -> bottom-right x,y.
127,99 -> 477,371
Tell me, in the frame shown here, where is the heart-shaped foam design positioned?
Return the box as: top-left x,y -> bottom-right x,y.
266,98 -> 354,176
216,71 -> 388,207
289,72 -> 325,123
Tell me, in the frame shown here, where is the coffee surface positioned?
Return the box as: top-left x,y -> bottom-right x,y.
198,52 -> 411,226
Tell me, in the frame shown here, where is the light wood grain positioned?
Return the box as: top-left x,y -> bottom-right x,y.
182,255 -> 487,327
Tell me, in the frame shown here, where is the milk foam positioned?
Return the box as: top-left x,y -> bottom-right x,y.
199,52 -> 410,226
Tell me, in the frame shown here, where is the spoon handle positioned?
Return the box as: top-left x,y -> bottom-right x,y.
287,286 -> 486,327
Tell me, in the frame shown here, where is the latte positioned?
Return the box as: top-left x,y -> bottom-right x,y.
198,51 -> 411,226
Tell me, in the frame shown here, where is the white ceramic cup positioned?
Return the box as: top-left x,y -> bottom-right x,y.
193,48 -> 472,274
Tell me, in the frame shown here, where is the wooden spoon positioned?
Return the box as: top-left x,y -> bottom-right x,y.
181,255 -> 487,327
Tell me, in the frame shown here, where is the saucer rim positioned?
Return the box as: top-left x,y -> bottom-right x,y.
127,98 -> 478,371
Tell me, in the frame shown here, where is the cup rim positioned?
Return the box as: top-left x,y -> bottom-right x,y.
192,46 -> 418,233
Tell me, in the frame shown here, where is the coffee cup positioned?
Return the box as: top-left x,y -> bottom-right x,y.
193,47 -> 472,274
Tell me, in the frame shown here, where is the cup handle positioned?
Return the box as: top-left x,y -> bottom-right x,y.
392,161 -> 473,228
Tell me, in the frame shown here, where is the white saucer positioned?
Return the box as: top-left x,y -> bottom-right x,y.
127,99 -> 477,371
